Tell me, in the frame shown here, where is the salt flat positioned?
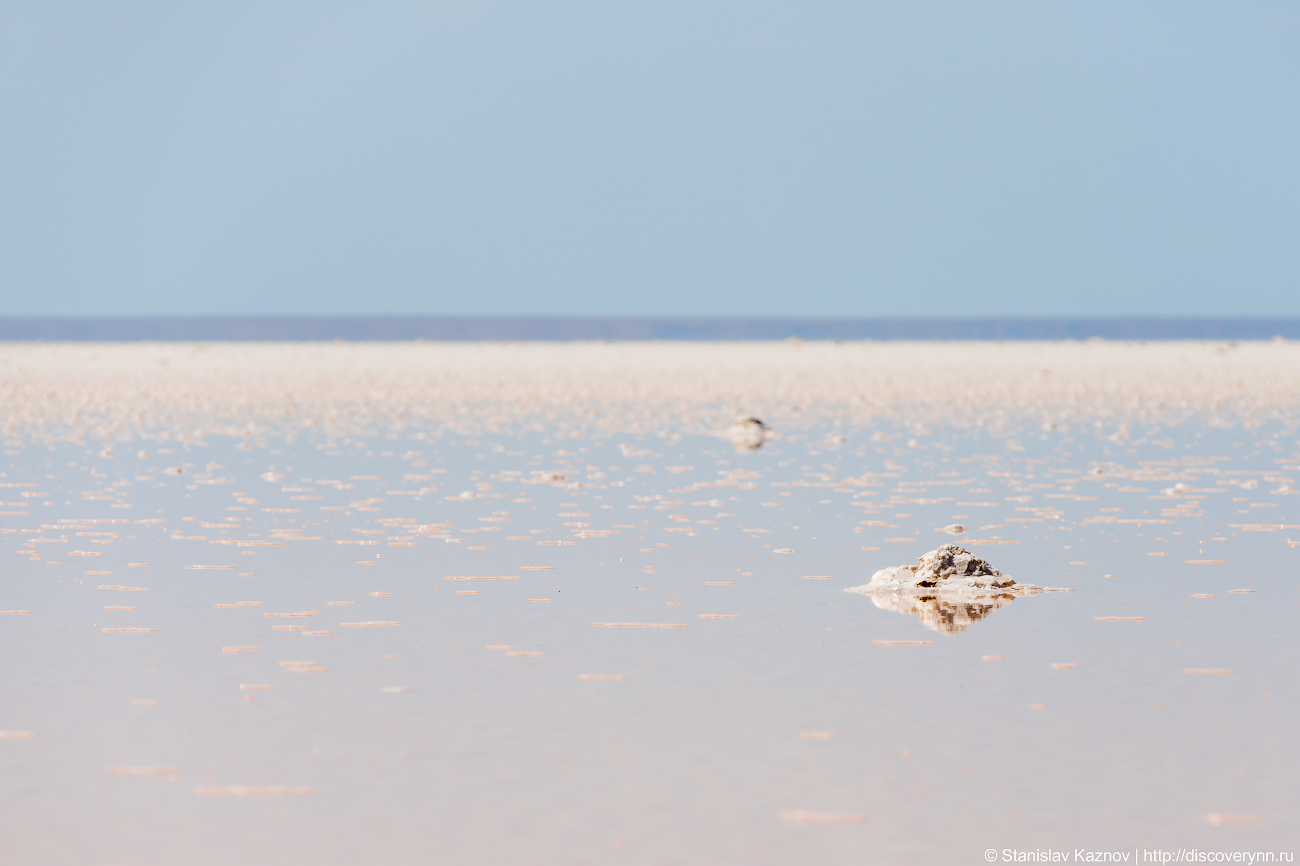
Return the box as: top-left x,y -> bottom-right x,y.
3,341 -> 1300,441
0,341 -> 1296,864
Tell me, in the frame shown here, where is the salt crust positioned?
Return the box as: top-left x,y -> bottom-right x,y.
1,340 -> 1299,442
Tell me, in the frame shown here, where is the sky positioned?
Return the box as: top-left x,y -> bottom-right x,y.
1,1 -> 1297,318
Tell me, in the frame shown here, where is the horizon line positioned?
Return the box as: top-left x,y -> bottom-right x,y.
1,315 -> 1298,342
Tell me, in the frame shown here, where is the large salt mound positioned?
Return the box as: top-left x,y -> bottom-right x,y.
845,545 -> 1069,595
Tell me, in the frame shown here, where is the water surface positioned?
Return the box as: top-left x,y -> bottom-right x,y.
2,420 -> 1296,863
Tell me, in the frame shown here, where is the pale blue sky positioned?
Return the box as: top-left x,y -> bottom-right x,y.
1,1 -> 1297,317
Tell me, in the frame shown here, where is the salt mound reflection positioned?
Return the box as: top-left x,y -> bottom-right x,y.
845,545 -> 1059,633
861,590 -> 1018,635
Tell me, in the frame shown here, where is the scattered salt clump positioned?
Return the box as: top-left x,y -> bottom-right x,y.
938,523 -> 967,534
727,417 -> 769,451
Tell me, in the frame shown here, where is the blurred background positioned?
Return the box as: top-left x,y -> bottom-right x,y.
1,1 -> 1297,318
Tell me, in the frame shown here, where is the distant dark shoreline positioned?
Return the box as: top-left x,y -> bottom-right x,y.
1,316 -> 1297,342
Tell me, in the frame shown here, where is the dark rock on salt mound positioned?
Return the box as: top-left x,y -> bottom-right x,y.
912,544 -> 1007,587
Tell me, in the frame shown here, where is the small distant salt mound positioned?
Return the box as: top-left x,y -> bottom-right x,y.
938,523 -> 967,535
727,417 -> 769,451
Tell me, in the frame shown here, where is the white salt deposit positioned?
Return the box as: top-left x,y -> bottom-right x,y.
845,544 -> 1038,593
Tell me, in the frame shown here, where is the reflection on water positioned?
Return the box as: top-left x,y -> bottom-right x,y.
857,590 -> 1018,634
